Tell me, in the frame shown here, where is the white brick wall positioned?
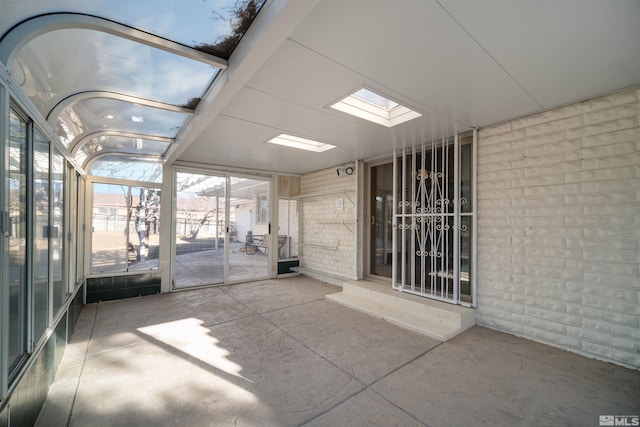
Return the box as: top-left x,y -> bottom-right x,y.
299,168 -> 356,280
477,87 -> 640,369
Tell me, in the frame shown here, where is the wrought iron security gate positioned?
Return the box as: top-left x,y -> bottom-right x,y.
392,132 -> 476,306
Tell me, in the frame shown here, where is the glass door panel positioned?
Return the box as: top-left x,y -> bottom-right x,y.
91,183 -> 129,273
76,176 -> 86,282
459,136 -> 474,304
8,108 -> 28,372
174,172 -> 225,288
277,199 -> 298,260
370,163 -> 394,278
90,182 -> 161,273
66,163 -> 77,291
33,130 -> 49,340
128,187 -> 161,271
51,150 -> 66,314
229,177 -> 270,282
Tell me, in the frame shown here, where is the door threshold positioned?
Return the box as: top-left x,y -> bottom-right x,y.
364,275 -> 392,285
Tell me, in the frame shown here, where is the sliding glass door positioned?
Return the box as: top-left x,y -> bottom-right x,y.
7,108 -> 28,374
174,170 -> 271,288
32,130 -> 49,342
228,176 -> 270,282
51,149 -> 66,314
174,172 -> 226,288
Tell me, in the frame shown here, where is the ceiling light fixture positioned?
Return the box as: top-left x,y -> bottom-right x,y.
267,134 -> 336,153
330,87 -> 421,127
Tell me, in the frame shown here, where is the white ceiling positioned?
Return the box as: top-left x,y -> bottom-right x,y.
177,0 -> 640,175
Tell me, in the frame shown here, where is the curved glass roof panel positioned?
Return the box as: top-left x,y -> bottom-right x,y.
88,155 -> 163,183
75,136 -> 171,168
11,28 -> 219,119
56,98 -> 189,148
0,0 -> 266,59
1,2 -> 267,179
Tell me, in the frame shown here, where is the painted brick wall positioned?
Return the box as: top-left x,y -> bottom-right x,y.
300,168 -> 356,280
476,86 -> 640,368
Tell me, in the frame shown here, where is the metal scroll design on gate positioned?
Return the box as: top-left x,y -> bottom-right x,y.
409,170 -> 446,258
406,173 -> 469,257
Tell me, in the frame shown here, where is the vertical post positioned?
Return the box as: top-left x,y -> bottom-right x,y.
159,163 -> 173,293
410,145 -> 416,292
442,136 -> 447,299
224,176 -> 230,282
215,196 -> 219,250
430,138 -> 435,296
65,165 -> 75,294
137,188 -> 146,262
420,142 -> 426,294
472,128 -> 478,308
270,175 -> 276,278
78,177 -> 87,300
124,187 -> 130,269
25,120 -> 34,353
354,160 -> 364,280
84,180 -> 94,296
401,147 -> 406,290
0,82 -> 7,400
391,150 -> 397,289
453,133 -> 460,303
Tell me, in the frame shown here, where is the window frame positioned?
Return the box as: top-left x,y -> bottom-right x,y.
87,176 -> 163,275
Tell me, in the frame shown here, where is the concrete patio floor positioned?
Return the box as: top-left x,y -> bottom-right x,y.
36,277 -> 640,426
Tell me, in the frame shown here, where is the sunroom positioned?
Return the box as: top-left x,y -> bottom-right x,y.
1,0 -> 639,425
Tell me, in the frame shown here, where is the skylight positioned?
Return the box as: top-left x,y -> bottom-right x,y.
267,134 -> 336,153
330,87 -> 421,127
352,88 -> 398,110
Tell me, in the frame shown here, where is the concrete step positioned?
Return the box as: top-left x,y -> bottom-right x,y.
326,280 -> 475,341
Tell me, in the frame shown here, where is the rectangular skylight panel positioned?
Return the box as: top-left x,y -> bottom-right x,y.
389,108 -> 423,127
330,87 -> 421,127
351,88 -> 399,111
267,134 -> 335,152
330,101 -> 391,127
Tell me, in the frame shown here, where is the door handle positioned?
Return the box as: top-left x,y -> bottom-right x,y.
0,211 -> 8,235
371,215 -> 376,225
